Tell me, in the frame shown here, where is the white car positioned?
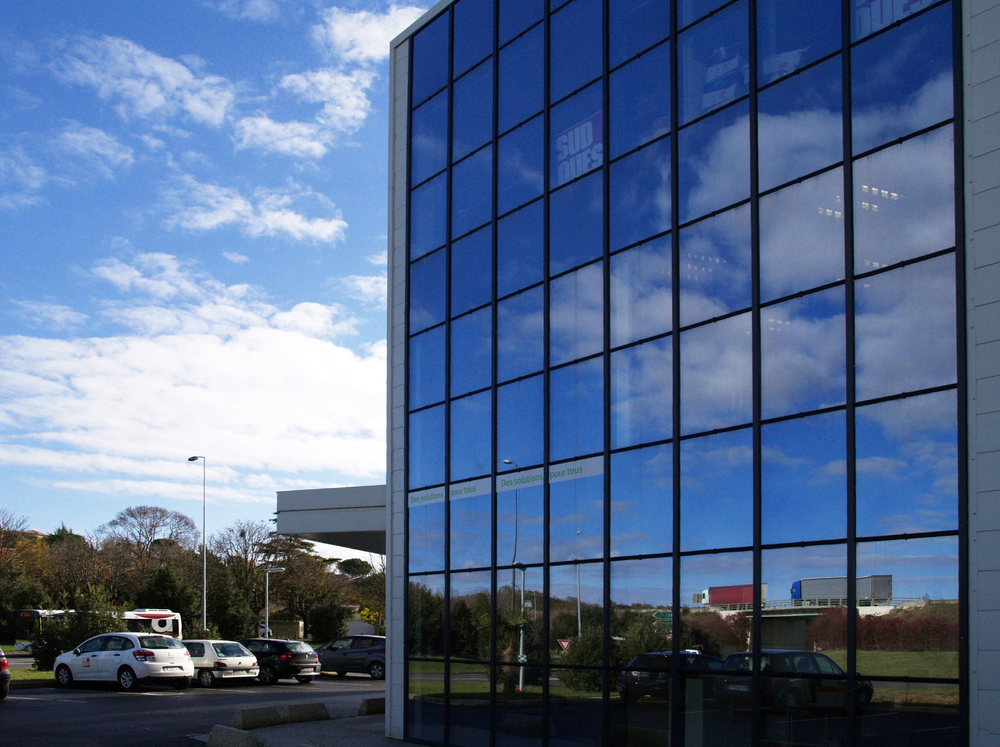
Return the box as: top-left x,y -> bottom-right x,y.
182,639 -> 259,687
54,632 -> 193,691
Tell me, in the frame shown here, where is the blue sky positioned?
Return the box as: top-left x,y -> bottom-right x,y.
1,0 -> 426,555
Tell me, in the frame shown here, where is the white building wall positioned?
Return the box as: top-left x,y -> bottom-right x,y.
966,0 -> 1000,742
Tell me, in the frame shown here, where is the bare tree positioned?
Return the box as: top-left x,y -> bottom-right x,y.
0,508 -> 29,556
211,520 -> 272,615
98,506 -> 198,576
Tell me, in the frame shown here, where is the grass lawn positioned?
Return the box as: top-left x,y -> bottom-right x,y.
823,649 -> 959,679
9,667 -> 55,688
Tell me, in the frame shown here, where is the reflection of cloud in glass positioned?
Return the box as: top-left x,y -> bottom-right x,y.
611,444 -> 672,557
761,544 -> 846,603
550,475 -> 604,562
611,236 -> 672,346
680,551 -> 752,605
680,428 -> 752,551
497,287 -> 544,382
757,110 -> 841,192
611,557 -> 672,608
679,204 -> 751,326
680,312 -> 752,434
679,107 -> 750,222
409,502 -> 445,573
611,339 -> 672,449
550,262 -> 604,365
857,536 -> 958,601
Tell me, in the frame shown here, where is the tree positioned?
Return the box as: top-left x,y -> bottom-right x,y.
206,556 -> 257,640
98,506 -> 198,577
352,555 -> 386,630
135,565 -> 200,630
211,520 -> 272,616
0,508 -> 29,554
32,587 -> 118,671
338,557 -> 372,577
263,535 -> 349,637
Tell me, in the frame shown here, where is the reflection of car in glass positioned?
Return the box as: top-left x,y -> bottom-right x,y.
53,633 -> 193,691
616,651 -> 723,703
717,650 -> 874,711
182,639 -> 259,687
238,638 -> 320,684
314,635 -> 386,680
1,647 -> 10,700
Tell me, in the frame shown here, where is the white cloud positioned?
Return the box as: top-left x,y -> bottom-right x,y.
340,275 -> 387,307
206,0 -> 281,22
53,36 -> 236,127
0,147 -> 46,209
223,251 -> 249,264
164,174 -> 348,243
57,122 -> 134,178
281,68 -> 375,132
12,301 -> 89,329
312,5 -> 426,64
234,116 -> 328,158
368,251 -> 387,266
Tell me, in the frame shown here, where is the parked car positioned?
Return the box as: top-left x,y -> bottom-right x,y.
0,647 -> 10,700
53,633 -> 193,691
717,650 -> 874,711
238,638 -> 320,684
616,650 -> 723,703
182,639 -> 259,687
314,635 -> 386,680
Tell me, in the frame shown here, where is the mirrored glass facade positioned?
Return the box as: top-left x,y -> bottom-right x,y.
393,0 -> 965,744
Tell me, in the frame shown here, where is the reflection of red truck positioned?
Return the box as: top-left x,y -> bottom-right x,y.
705,584 -> 768,606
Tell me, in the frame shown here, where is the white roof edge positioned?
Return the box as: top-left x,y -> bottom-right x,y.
391,0 -> 456,49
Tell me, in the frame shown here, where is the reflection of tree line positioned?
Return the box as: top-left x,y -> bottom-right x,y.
804,603 -> 959,653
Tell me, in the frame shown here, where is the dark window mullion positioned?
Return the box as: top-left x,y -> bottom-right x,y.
542,1 -> 552,740
490,0 -> 501,739
601,0 -> 613,739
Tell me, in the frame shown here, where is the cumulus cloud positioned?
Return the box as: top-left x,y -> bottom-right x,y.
12,301 -> 89,329
340,275 -> 387,307
164,174 -> 348,243
57,122 -> 135,178
0,147 -> 46,209
223,251 -> 249,264
312,5 -> 426,64
52,35 -> 236,126
206,0 -> 282,22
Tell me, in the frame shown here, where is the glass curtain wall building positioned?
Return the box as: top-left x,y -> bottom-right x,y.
385,0 -> 1000,744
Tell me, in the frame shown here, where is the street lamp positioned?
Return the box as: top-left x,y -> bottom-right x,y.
187,456 -> 207,632
502,459 -> 518,607
263,566 -> 285,637
514,562 -> 526,692
576,530 -> 583,638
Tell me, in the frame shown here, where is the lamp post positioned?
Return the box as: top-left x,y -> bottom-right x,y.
514,562 -> 526,692
187,455 -> 207,632
576,530 -> 583,638
502,459 -> 518,607
263,566 -> 285,637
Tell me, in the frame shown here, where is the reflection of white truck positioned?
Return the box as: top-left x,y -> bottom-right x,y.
790,576 -> 892,604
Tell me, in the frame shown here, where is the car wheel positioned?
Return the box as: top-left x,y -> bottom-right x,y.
55,665 -> 73,688
174,677 -> 191,690
368,661 -> 385,680
258,665 -> 277,685
780,688 -> 802,711
856,686 -> 873,709
337,671 -> 348,678
0,682 -> 8,700
295,675 -> 314,683
118,666 -> 140,692
198,669 -> 215,687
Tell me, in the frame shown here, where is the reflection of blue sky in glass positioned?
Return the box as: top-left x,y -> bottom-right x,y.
453,0 -> 493,77
550,170 -> 604,275
451,225 -> 492,317
549,0 -> 602,103
611,236 -> 672,346
612,556 -> 672,607
760,286 -> 845,419
450,391 -> 492,481
611,444 -> 672,557
550,262 -> 604,366
409,326 -> 445,409
680,312 -> 752,434
679,204 -> 751,326
610,42 -> 670,158
550,562 -> 603,608
451,491 -> 492,570
498,287 -> 543,382
410,91 -> 448,185
409,404 -> 445,489
453,60 -> 493,162
409,174 -> 447,260
611,339 -> 672,449
678,1 -> 748,123
678,101 -> 750,222
858,536 -> 958,601
497,482 -> 544,566
498,25 -> 543,131
411,13 -> 449,105
409,248 -> 445,333
550,358 -> 604,461
761,544 -> 846,605
497,375 -> 544,468
498,200 -> 543,297
498,115 -> 544,215
610,0 -> 669,67
610,136 -> 672,251
451,145 -> 493,238
762,411 -> 846,544
551,474 -> 604,562
758,0 -> 840,84
681,551 -> 752,608
451,308 -> 491,397
681,427 -> 752,551
857,390 -> 957,536
409,502 -> 445,573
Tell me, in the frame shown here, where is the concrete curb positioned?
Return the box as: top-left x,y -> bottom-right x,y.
230,705 -> 284,730
206,724 -> 262,747
357,697 -> 386,715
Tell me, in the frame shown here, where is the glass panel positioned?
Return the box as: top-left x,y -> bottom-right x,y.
450,570 -> 491,657
611,236 -> 673,347
680,313 -> 752,435
408,575 -> 446,656
762,543 -> 846,646
678,100 -> 750,223
856,389 -> 958,536
451,225 -> 493,318
551,562 -> 604,643
758,56 -> 843,192
499,25 -> 544,132
551,262 -> 604,366
678,0 -> 749,124
762,412 -> 847,545
451,391 -> 493,480
409,326 -> 445,409
410,173 -> 447,260
498,199 -> 544,297
610,136 -> 672,251
682,550 -> 753,649
551,82 -> 604,188
410,247 -> 446,334
497,671 -> 544,745
409,498 -> 446,572
550,669 -> 604,746
858,681 -> 960,746
611,444 -> 672,557
759,167 -> 845,303
497,566 -> 543,693
410,404 -> 445,489
454,0 -> 495,77
852,3 -> 952,154
499,114 -> 544,215
497,473 -> 544,565
610,0 -> 669,68
678,204 -> 751,326
758,0 -> 841,85
451,485 -> 493,571
451,681 -> 492,747
550,0 -> 603,103
453,60 -> 495,162
550,357 -> 605,462
452,145 -> 494,238
499,0 -> 543,45
760,286 -> 846,419
857,537 -> 959,680
853,125 -> 955,270
610,42 -> 671,159
855,255 -> 957,401
451,307 -> 492,396
498,286 -> 544,382
408,659 -> 445,742
852,0 -> 944,42
411,12 -> 450,105
498,375 -> 544,468
550,472 -> 604,562
611,338 -> 672,449
680,427 -> 752,551
680,0 -> 729,27
757,650 -> 850,743
411,91 -> 448,185
550,170 -> 604,276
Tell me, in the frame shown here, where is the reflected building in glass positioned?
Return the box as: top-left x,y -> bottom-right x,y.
386,0 -> 1000,744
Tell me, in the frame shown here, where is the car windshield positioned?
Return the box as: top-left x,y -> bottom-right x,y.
139,636 -> 185,649
214,643 -> 251,657
286,641 -> 314,653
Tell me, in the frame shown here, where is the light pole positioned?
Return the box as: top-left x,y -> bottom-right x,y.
576,530 -> 583,638
263,566 -> 285,637
187,455 -> 207,632
514,562 -> 526,692
503,459 -> 518,607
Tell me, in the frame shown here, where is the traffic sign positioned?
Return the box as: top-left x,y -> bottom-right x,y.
558,639 -> 571,651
